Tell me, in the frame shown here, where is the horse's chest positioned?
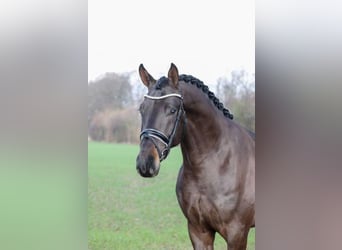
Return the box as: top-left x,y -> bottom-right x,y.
176,165 -> 241,229
176,177 -> 237,228
186,194 -> 219,225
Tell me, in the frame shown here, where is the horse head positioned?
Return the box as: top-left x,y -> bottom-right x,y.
136,63 -> 185,177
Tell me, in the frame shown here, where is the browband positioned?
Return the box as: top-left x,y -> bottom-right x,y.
144,93 -> 183,100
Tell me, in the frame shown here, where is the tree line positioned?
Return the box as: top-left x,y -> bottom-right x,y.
88,70 -> 255,143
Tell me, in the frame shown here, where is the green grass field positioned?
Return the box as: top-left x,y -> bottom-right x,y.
88,142 -> 255,249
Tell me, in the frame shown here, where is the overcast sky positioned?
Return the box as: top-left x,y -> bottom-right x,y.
89,0 -> 254,84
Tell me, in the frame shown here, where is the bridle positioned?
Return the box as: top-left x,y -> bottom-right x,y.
140,93 -> 185,161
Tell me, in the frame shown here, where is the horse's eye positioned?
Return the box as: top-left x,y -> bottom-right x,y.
170,108 -> 177,114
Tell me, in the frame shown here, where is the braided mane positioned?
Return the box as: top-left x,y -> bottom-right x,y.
179,74 -> 234,120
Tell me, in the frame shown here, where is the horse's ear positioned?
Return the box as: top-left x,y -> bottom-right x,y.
168,63 -> 179,88
139,64 -> 156,87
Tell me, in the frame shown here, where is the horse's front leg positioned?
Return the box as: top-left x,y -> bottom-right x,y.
226,224 -> 250,250
188,223 -> 215,250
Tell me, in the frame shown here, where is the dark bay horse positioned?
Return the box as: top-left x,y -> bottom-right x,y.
136,63 -> 255,250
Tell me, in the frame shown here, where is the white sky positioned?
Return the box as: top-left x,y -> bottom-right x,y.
88,0 -> 254,84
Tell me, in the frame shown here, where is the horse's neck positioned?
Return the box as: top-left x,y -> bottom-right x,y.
179,83 -> 231,167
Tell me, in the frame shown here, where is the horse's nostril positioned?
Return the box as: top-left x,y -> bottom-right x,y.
147,155 -> 154,166
137,160 -> 146,173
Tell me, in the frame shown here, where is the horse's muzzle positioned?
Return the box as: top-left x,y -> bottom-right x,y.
136,139 -> 160,178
